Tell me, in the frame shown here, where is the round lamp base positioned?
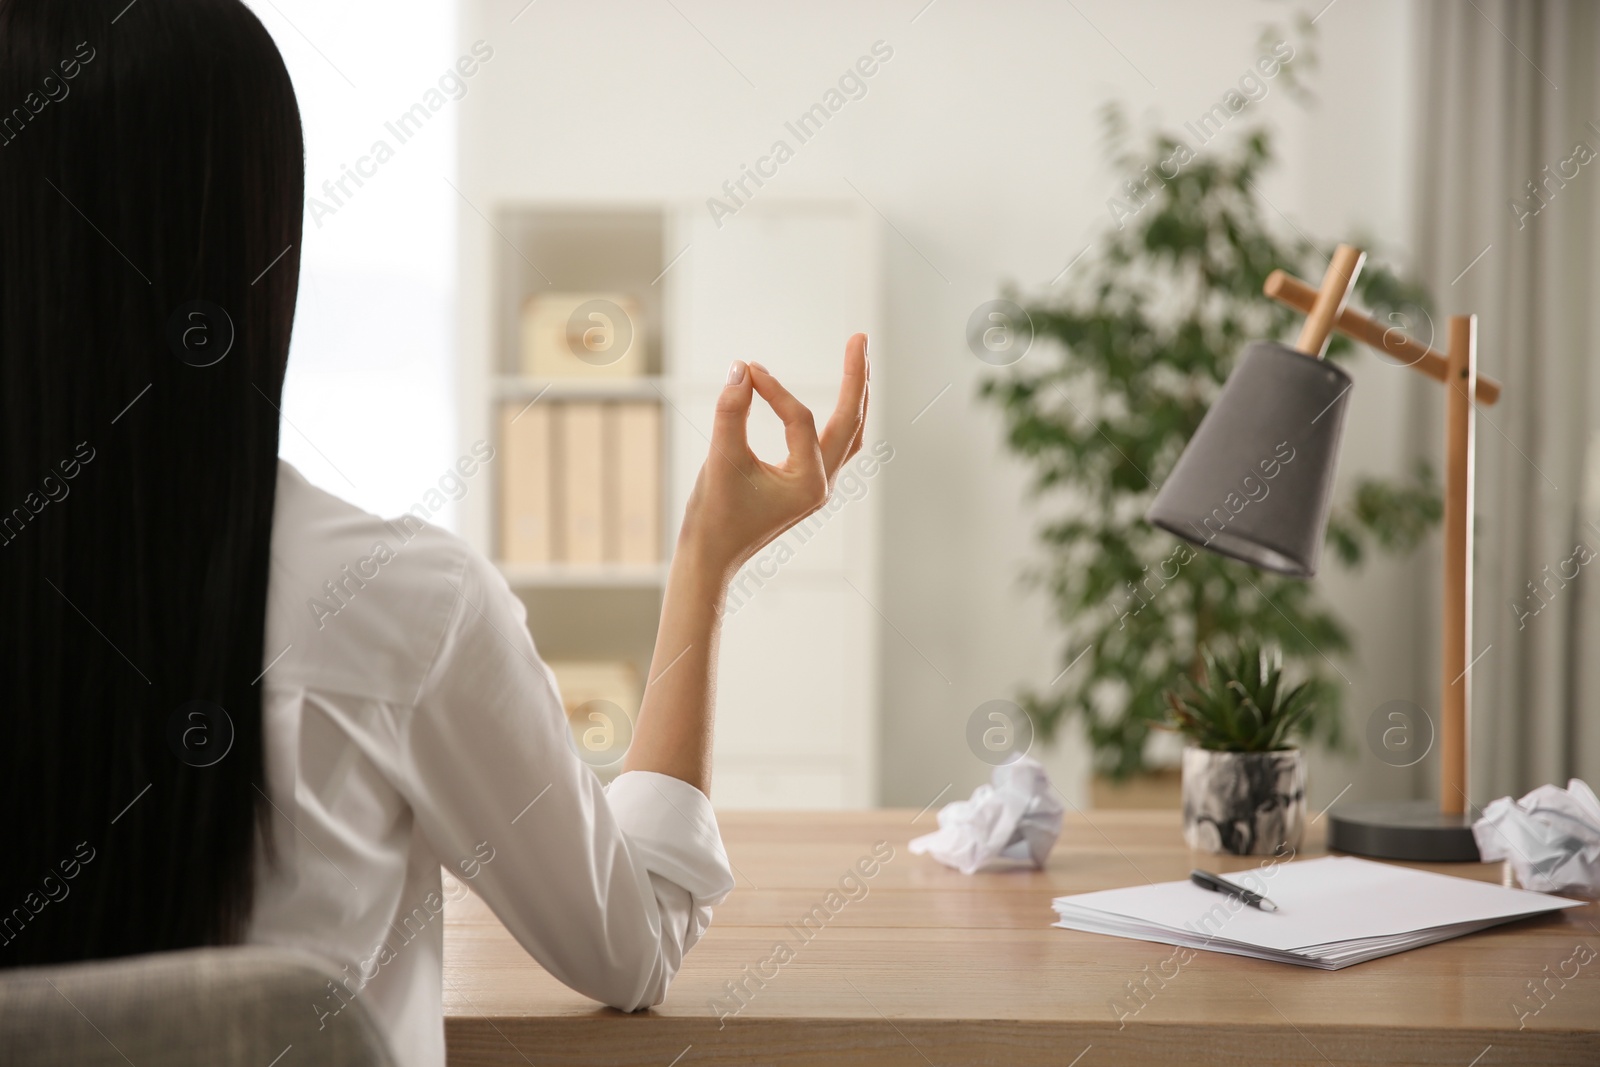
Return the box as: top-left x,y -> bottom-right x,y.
1325,800 -> 1481,862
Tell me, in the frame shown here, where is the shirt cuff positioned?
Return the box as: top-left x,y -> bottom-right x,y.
605,770 -> 736,906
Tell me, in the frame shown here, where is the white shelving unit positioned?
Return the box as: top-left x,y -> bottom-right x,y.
458,199 -> 882,809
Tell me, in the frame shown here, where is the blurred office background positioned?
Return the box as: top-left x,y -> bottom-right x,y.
248,0 -> 1600,814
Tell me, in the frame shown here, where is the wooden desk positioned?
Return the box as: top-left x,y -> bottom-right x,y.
444,810 -> 1600,1066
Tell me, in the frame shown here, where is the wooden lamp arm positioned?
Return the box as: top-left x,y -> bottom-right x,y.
1296,245 -> 1368,358
1265,269 -> 1503,407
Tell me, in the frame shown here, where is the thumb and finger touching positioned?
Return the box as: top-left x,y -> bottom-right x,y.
709,334 -> 870,492
748,361 -> 825,484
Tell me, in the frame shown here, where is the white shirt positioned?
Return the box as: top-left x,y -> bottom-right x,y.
246,461 -> 735,1067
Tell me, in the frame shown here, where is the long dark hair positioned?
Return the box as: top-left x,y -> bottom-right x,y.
0,0 -> 303,963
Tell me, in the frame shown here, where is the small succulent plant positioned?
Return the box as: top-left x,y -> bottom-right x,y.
1165,643 -> 1314,752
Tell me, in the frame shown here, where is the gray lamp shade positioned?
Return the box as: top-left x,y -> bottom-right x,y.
1146,341 -> 1353,578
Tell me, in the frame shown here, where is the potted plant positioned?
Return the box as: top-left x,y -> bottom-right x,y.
1165,643 -> 1311,855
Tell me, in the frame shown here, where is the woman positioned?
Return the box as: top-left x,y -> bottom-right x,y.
0,1 -> 869,1063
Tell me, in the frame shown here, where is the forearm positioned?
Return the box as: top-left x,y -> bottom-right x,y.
622,541 -> 731,796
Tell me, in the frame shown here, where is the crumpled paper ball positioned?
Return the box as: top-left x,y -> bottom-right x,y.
909,757 -> 1065,875
1473,778 -> 1600,897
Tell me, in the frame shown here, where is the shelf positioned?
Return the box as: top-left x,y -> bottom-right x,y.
494,376 -> 667,403
494,207 -> 665,379
496,561 -> 668,589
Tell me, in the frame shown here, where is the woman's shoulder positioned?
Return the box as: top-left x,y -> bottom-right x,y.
261,460 -> 485,705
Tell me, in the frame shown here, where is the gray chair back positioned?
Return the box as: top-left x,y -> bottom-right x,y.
0,945 -> 395,1067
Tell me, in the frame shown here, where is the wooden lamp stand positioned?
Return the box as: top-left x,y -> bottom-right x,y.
1264,250 -> 1500,861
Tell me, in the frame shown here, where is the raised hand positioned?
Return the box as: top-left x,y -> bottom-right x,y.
678,332 -> 870,583
627,332 -> 872,794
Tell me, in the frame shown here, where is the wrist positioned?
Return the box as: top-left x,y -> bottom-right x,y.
670,528 -> 738,597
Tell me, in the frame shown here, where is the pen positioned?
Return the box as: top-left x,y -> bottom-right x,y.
1190,869 -> 1279,912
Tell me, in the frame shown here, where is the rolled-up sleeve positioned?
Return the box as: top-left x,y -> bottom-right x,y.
396,545 -> 735,1010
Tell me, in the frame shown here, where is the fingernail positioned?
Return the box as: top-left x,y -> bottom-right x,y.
750,361 -> 768,374
726,360 -> 746,385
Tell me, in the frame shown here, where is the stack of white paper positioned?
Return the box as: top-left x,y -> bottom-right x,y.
1051,856 -> 1582,969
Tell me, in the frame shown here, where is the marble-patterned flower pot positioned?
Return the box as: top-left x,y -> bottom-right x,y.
1181,746 -> 1306,856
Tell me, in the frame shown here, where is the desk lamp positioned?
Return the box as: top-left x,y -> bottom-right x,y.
1146,243 -> 1502,862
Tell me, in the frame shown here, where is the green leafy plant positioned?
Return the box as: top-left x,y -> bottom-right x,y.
1164,643 -> 1313,752
978,109 -> 1443,781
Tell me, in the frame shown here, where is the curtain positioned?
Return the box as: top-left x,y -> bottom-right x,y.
1412,0 -> 1600,803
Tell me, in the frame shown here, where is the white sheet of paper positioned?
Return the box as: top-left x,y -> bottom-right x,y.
1054,856 -> 1581,953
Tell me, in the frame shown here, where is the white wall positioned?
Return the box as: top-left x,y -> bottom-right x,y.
247,0 -> 460,524
454,0 -> 1424,809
